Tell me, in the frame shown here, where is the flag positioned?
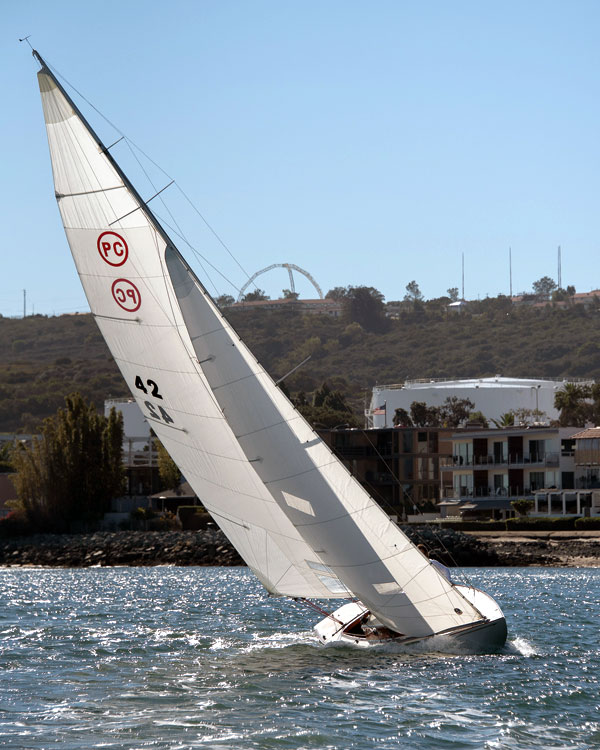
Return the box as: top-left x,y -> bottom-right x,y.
373,403 -> 386,415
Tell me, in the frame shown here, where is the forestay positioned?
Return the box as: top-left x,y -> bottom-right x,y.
35,57 -> 347,600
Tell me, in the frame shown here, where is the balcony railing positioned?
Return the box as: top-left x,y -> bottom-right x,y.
122,449 -> 159,468
450,452 -> 559,468
447,486 -> 545,499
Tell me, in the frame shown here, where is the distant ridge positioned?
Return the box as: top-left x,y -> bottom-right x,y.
1,299 -> 599,432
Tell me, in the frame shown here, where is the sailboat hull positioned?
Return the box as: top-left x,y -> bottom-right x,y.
314,585 -> 507,653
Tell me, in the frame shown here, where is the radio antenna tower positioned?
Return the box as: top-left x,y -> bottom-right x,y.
509,247 -> 512,297
558,245 -> 562,288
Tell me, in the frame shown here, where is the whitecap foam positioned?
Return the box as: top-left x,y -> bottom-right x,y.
505,636 -> 538,657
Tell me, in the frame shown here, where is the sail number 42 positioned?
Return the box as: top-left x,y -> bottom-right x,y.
134,375 -> 175,425
135,375 -> 162,399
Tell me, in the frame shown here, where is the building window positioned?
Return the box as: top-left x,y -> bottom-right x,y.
493,474 -> 508,494
529,471 -> 545,491
562,472 -> 575,490
529,440 -> 546,463
454,474 -> 473,496
455,442 -> 472,466
493,441 -> 507,464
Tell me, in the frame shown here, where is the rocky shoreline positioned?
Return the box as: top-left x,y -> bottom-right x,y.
0,527 -> 599,568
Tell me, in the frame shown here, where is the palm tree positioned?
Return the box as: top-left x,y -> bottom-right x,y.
492,412 -> 515,428
554,383 -> 590,427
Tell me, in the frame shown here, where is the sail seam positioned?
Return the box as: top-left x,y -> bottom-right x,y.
263,459 -> 339,486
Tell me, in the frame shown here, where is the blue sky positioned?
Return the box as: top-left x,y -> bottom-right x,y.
2,0 -> 599,316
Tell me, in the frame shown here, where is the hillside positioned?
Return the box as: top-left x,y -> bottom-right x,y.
1,300 -> 599,432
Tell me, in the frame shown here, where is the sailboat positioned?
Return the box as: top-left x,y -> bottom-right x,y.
32,50 -> 507,652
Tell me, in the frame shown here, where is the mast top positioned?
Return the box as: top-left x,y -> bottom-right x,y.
32,49 -> 47,70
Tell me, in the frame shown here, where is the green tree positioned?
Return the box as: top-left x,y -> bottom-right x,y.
440,396 -> 475,428
410,401 -> 442,427
554,383 -> 590,426
313,382 -> 352,413
404,280 -> 423,303
0,442 -> 14,473
242,288 -> 270,302
393,408 -> 413,427
467,410 -> 489,427
13,393 -> 124,532
325,287 -> 349,301
512,407 -> 548,426
532,276 -> 557,299
492,412 -> 515,428
155,439 -> 181,491
511,498 -> 533,516
215,294 -> 235,308
447,287 -> 459,302
282,289 -> 299,300
342,286 -> 388,332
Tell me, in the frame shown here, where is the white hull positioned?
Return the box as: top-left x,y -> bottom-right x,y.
314,586 -> 507,654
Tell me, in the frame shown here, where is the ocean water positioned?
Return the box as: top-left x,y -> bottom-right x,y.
0,566 -> 599,750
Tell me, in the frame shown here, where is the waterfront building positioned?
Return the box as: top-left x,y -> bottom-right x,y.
367,376 -> 590,428
317,426 -> 455,518
104,399 -> 160,500
531,426 -> 600,517
444,425 -> 580,519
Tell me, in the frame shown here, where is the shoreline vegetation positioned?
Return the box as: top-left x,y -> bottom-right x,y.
1,527 -> 600,569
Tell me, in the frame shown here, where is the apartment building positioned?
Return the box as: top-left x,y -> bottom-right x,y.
447,426 -> 579,513
318,426 -> 454,517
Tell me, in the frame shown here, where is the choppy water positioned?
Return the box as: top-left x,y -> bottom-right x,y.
1,566 -> 599,749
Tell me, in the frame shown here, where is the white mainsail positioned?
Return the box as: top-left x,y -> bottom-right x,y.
35,52 -> 484,638
36,56 -> 346,600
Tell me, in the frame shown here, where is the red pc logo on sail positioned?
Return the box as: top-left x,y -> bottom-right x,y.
97,231 -> 129,267
111,279 -> 141,312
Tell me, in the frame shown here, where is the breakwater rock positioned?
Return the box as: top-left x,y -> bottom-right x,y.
0,527 -> 494,568
0,529 -> 244,568
402,526 -> 501,567
1,527 -> 598,568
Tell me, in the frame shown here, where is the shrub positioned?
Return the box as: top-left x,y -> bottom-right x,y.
574,517 -> 600,530
505,517 -> 576,531
177,506 -> 212,530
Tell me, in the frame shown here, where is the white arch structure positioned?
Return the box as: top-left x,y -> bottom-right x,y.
237,263 -> 323,302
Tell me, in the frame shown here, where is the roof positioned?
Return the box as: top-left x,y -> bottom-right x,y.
149,481 -> 197,500
453,497 -> 514,511
570,427 -> 600,439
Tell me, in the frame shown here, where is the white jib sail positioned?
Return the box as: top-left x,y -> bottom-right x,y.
35,59 -> 348,600
166,252 -> 484,637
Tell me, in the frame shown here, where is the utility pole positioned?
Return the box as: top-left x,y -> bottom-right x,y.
23,289 -> 26,318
